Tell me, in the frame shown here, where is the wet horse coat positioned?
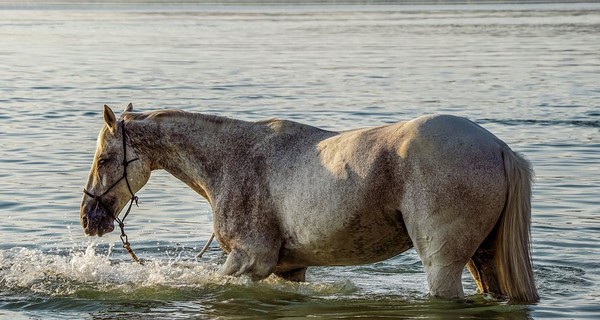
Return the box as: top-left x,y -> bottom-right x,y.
81,105 -> 539,303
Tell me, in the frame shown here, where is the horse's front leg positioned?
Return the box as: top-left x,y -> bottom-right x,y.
213,187 -> 283,280
219,243 -> 281,280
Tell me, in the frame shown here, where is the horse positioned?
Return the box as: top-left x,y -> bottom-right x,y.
80,104 -> 539,303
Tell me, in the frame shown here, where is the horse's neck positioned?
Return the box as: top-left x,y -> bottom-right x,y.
128,113 -> 259,202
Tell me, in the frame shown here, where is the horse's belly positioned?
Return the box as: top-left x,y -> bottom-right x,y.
279,208 -> 413,267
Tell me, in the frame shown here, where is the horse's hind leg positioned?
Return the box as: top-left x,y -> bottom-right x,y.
467,253 -> 501,297
411,233 -> 470,299
400,210 -> 468,299
466,229 -> 502,296
401,205 -> 501,300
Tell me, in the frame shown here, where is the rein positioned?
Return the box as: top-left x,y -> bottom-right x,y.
83,120 -> 144,265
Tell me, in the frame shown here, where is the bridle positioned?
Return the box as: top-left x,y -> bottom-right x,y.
83,120 -> 143,264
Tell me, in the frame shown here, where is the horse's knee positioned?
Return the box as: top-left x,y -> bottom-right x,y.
219,248 -> 277,281
219,249 -> 245,276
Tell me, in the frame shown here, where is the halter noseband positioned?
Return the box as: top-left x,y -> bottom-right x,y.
83,120 -> 143,264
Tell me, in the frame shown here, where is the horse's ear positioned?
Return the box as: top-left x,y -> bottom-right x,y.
124,103 -> 134,113
103,105 -> 117,133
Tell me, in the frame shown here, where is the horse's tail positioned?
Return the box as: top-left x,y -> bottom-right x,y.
494,146 -> 539,303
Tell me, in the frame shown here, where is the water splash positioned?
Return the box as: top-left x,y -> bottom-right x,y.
0,244 -> 356,301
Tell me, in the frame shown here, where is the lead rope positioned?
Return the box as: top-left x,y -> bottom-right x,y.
196,233 -> 215,259
117,120 -> 143,265
116,194 -> 142,265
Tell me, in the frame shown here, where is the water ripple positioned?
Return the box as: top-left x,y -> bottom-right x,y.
479,118 -> 600,128
1,3 -> 599,319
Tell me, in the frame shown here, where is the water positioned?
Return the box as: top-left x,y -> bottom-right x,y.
1,1 -> 599,319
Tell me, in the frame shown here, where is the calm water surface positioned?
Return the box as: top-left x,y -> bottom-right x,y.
1,2 -> 599,319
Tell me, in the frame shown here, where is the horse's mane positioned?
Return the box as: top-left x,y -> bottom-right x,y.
124,109 -> 234,126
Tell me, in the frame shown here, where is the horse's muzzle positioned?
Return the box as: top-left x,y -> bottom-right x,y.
80,200 -> 115,237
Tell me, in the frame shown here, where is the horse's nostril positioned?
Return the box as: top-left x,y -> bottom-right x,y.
82,216 -> 88,228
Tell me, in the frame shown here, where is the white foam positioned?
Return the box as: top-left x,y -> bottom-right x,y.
0,244 -> 357,298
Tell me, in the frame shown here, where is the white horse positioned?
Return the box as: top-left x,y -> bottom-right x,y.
80,104 -> 539,303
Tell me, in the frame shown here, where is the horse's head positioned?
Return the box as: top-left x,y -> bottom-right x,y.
80,104 -> 151,237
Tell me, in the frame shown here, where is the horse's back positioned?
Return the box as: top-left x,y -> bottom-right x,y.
304,113 -> 506,187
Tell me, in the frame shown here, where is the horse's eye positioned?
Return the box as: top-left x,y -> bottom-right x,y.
98,158 -> 108,166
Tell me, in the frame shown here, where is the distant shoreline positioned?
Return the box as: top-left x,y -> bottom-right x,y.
3,0 -> 600,11
4,0 -> 600,5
